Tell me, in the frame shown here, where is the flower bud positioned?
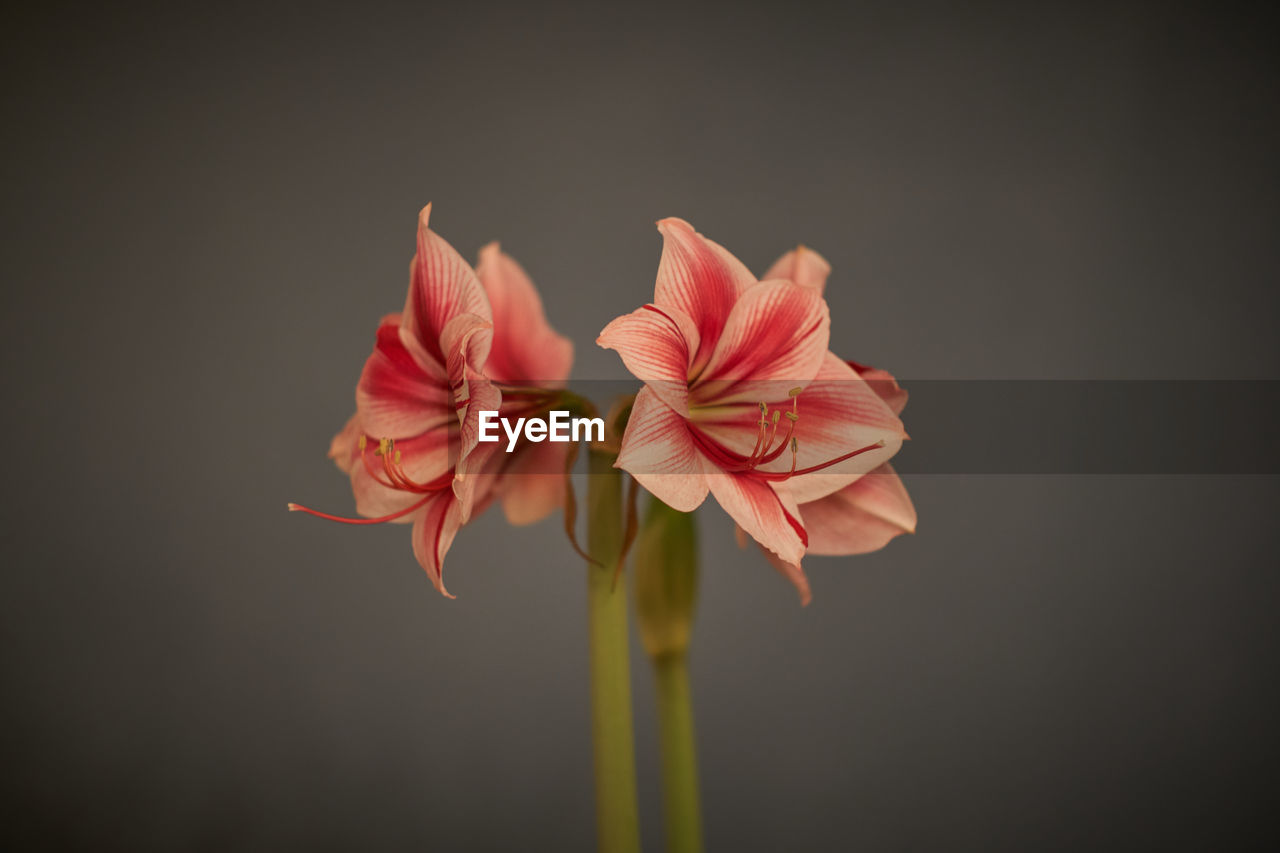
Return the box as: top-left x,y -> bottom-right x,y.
632,496 -> 698,659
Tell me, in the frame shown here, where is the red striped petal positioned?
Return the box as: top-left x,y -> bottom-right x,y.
597,303 -> 699,416
654,218 -> 754,373
615,387 -> 709,512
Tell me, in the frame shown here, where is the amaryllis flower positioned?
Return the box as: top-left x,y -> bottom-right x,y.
291,205 -> 572,597
598,218 -> 906,573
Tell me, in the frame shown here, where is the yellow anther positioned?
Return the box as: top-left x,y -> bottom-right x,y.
771,410 -> 781,425
788,386 -> 803,397
784,411 -> 799,422
758,402 -> 768,414
358,435 -> 367,451
394,450 -> 402,465
377,437 -> 391,457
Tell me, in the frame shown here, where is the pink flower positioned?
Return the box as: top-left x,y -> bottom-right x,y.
598,219 -> 906,577
292,205 -> 572,597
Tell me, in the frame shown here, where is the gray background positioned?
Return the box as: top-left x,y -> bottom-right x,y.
3,1 -> 1279,849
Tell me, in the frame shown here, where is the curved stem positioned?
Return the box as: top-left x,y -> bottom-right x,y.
654,652 -> 704,853
586,449 -> 641,853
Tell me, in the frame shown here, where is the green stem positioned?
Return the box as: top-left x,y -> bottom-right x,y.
654,651 -> 704,853
586,449 -> 641,853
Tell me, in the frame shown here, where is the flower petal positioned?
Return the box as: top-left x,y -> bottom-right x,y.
696,280 -> 830,405
357,314 -> 453,439
411,491 -> 465,598
476,243 -> 574,386
400,204 -> 492,371
704,473 -> 806,567
615,387 -> 709,512
597,303 -> 700,416
452,366 -> 501,523
800,463 -> 916,555
762,245 -> 831,293
851,361 -> 908,416
654,218 -> 754,372
329,413 -> 363,475
439,312 -> 497,454
441,312 -> 493,392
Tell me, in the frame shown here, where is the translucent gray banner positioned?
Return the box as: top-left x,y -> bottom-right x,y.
469,380 -> 1280,475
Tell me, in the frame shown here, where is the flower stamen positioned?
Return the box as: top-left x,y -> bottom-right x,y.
743,403 -> 771,467
755,438 -> 886,481
287,492 -> 434,525
291,434 -> 455,526
716,389 -> 887,480
377,437 -> 448,493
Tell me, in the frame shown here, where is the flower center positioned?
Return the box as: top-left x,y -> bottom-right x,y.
729,387 -> 802,474
698,387 -> 887,481
362,436 -> 453,494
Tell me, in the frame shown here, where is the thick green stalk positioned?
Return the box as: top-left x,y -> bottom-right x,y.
586,449 -> 641,853
633,498 -> 704,853
654,651 -> 704,853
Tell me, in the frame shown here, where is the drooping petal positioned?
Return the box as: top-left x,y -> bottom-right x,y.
695,280 -> 830,405
440,312 -> 493,396
597,303 -> 700,416
654,218 -> 755,373
357,314 -> 454,439
439,311 -> 497,463
400,204 -> 493,371
615,387 -> 709,512
851,361 -> 909,416
760,549 -> 813,606
704,472 -> 807,567
800,463 -> 917,555
476,243 -> 574,386
452,367 -> 501,522
762,245 -> 831,293
410,491 -> 465,598
496,439 -> 568,525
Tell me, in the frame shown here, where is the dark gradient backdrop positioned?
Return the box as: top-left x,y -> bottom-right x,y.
3,1 -> 1279,850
